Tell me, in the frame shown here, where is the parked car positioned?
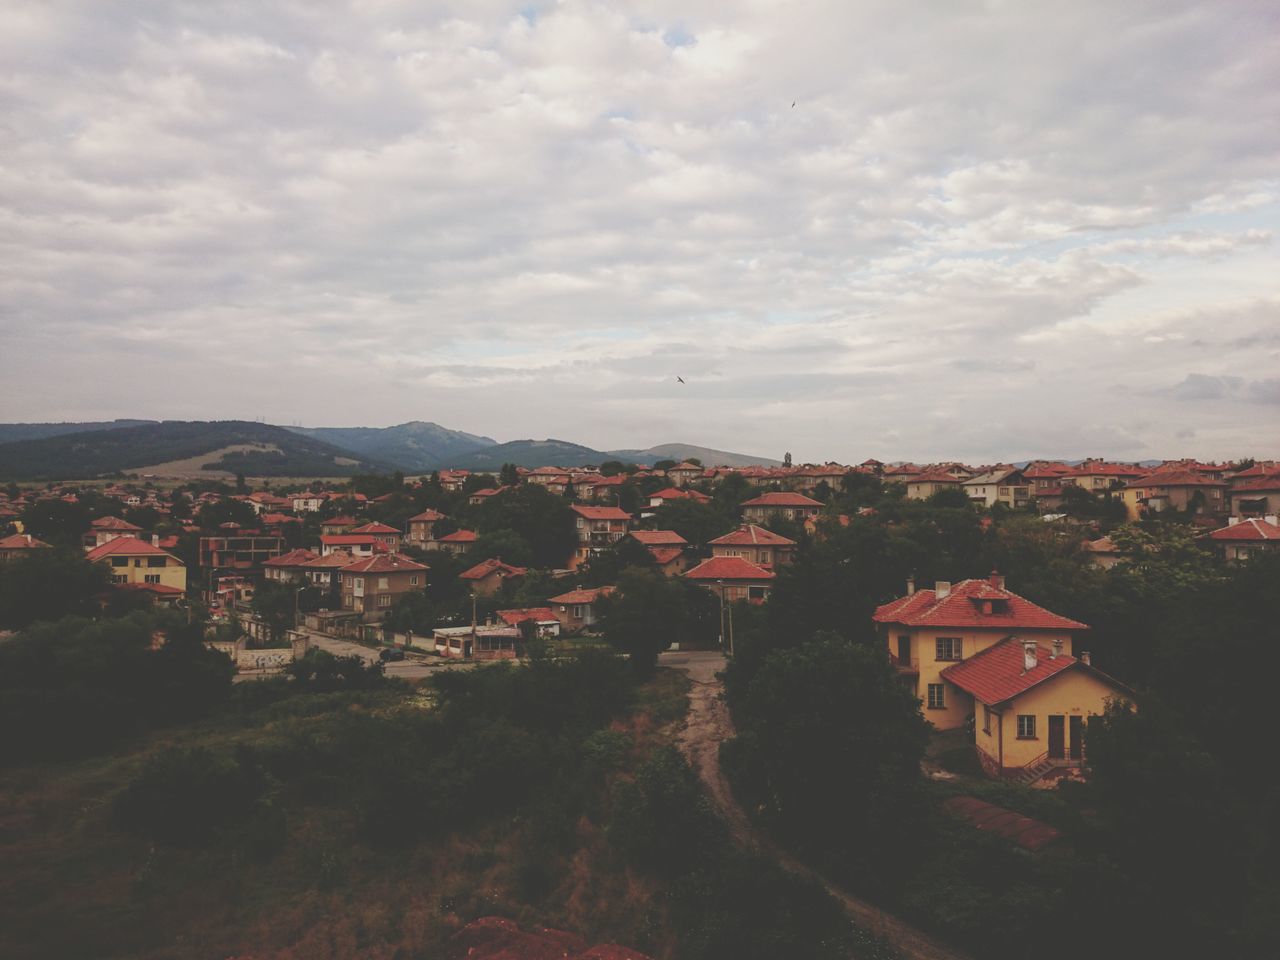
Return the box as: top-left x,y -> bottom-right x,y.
379,648 -> 405,662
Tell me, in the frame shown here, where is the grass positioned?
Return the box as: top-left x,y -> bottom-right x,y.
0,669 -> 689,960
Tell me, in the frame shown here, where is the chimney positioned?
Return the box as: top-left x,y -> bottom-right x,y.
1051,639 -> 1063,659
989,569 -> 1005,591
935,580 -> 951,599
1228,516 -> 1240,526
1022,639 -> 1038,672
1080,651 -> 1091,666
1267,515 -> 1279,526
905,576 -> 916,596
152,534 -> 159,547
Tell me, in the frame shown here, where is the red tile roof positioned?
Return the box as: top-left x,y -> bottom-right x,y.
1208,518 -> 1280,542
940,636 -> 1126,705
941,796 -> 1062,852
1231,478 -> 1280,493
906,470 -> 965,484
0,533 -> 51,550
408,508 -> 448,522
302,551 -> 355,568
459,558 -> 527,580
683,556 -> 776,581
495,607 -> 557,626
628,529 -> 688,546
263,548 -> 320,567
548,585 -> 616,604
571,505 -> 633,521
115,581 -> 184,596
648,546 -> 685,565
339,553 -> 428,574
86,537 -> 177,561
91,516 -> 142,531
1131,470 -> 1225,487
874,577 -> 1087,631
740,492 -> 822,507
438,529 -> 478,543
709,524 -> 796,546
349,521 -> 401,534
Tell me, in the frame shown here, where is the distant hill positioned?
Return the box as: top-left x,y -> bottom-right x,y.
445,438 -> 615,470
608,443 -> 782,468
290,421 -> 496,473
0,421 -> 389,480
0,419 -> 156,444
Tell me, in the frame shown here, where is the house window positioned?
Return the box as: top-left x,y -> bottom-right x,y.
112,574 -> 127,584
927,684 -> 946,709
111,557 -> 129,567
410,575 -> 419,586
144,574 -> 161,584
378,577 -> 389,589
572,605 -> 584,619
377,594 -> 391,607
748,585 -> 767,599
1017,715 -> 1037,739
147,557 -> 166,567
935,637 -> 963,661
982,705 -> 992,734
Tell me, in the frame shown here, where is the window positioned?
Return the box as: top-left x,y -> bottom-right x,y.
935,637 -> 963,661
111,574 -> 127,584
1017,715 -> 1037,739
982,705 -> 992,735
377,577 -> 389,589
377,594 -> 391,607
147,557 -> 166,567
144,574 -> 161,584
927,684 -> 945,709
409,575 -> 419,586
748,585 -> 768,599
572,605 -> 584,619
111,557 -> 129,567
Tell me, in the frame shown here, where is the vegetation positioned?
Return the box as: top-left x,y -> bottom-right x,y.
0,550 -> 111,630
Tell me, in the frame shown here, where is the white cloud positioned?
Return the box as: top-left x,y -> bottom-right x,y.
0,1 -> 1277,462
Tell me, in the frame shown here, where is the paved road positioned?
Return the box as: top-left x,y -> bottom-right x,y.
304,631 -> 479,680
659,650 -> 971,960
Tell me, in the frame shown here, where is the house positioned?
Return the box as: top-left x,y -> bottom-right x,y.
648,487 -> 711,509
87,536 -> 187,594
904,470 -> 965,501
338,553 -> 428,620
683,556 -> 776,603
627,529 -> 688,549
291,494 -> 325,513
941,637 -> 1131,781
874,574 -> 1088,732
468,486 -> 510,506
709,524 -> 797,567
1085,536 -> 1123,569
495,607 -> 562,638
319,534 -> 379,557
320,516 -> 360,537
1064,460 -> 1146,492
790,464 -> 850,493
348,521 -> 402,552
963,468 -> 1031,509
740,491 -> 822,523
406,508 -> 448,545
547,585 -> 616,634
582,473 -> 628,502
434,529 -> 478,555
1121,470 -> 1228,519
84,516 -> 143,550
198,535 -> 285,571
458,557 -> 527,596
666,462 -> 705,487
1229,476 -> 1280,519
1206,517 -> 1280,562
261,548 -> 319,584
804,512 -> 853,539
0,533 -> 52,561
433,624 -> 522,659
627,529 -> 691,574
570,505 -> 632,569
299,550 -> 355,592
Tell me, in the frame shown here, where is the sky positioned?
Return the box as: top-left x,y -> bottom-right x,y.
1,1 -> 1278,464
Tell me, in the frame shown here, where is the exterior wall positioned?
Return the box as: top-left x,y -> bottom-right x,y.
710,544 -> 794,566
992,670 -> 1126,771
742,504 -> 820,523
466,572 -> 511,597
885,625 -> 1077,731
1231,490 -> 1280,517
105,555 -> 187,592
340,570 -> 424,620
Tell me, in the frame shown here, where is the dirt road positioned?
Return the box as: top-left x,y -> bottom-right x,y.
659,650 -> 971,960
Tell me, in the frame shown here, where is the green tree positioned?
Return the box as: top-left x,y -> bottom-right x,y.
0,549 -> 110,629
470,529 -> 536,568
473,484 -> 576,568
600,569 -> 717,677
498,462 -> 521,486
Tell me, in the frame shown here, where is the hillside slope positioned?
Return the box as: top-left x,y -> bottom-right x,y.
445,438 -> 614,470
0,419 -> 156,444
0,421 -> 388,480
292,421 -> 496,472
609,443 -> 782,468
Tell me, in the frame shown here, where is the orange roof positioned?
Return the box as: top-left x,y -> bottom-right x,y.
86,537 -> 176,561
91,516 -> 142,531
683,557 -> 776,581
628,530 -> 688,546
874,577 -> 1087,631
438,529 -> 478,542
648,546 -> 685,565
710,524 -> 796,546
459,558 -> 527,580
339,553 -> 428,574
263,548 -> 320,567
1208,518 -> 1280,542
548,585 -> 616,604
349,521 -> 401,534
495,607 -> 557,626
740,492 -> 822,507
571,505 -> 632,521
0,533 -> 51,550
408,508 -> 448,522
941,637 -> 1128,706
302,551 -> 355,568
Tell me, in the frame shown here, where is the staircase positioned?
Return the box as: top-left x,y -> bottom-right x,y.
1016,754 -> 1079,785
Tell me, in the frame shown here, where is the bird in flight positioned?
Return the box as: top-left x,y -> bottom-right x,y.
676,376 -> 685,384
791,101 -> 796,108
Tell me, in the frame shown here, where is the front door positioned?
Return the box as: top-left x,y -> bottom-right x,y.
1069,716 -> 1084,761
1048,715 -> 1065,760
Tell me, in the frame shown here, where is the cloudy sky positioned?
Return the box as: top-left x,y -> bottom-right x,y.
2,1 -> 1277,463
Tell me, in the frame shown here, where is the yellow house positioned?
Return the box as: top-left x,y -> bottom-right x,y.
86,536 -> 187,594
941,637 -> 1132,781
874,575 -> 1087,732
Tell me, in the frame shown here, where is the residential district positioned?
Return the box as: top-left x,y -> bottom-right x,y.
2,454 -> 1277,785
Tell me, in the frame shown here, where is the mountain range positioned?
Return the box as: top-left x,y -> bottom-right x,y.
0,420 -> 780,480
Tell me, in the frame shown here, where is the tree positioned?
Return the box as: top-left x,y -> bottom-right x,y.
783,452 -> 792,467
600,569 -> 717,677
652,499 -> 735,547
0,550 -> 110,630
499,462 -> 521,487
471,529 -> 536,568
473,484 -> 576,568
249,580 -> 305,645
18,498 -> 90,548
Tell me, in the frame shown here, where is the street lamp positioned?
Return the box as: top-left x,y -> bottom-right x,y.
716,579 -> 726,651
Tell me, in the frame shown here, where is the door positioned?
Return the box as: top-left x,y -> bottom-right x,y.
1048,715 -> 1065,760
1069,716 -> 1084,761
897,636 -> 911,666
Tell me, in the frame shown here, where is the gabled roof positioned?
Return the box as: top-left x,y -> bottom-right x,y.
710,524 -> 796,547
1131,469 -> 1225,487
571,505 -> 632,521
91,516 -> 142,531
740,492 -> 822,507
941,636 -> 1128,706
302,551 -> 355,568
495,607 -> 557,626
407,508 -> 448,522
874,577 -> 1087,631
0,533 -> 51,550
459,558 -> 526,580
438,529 -> 478,543
628,529 -> 688,546
963,468 -> 1025,486
339,553 -> 428,574
1208,518 -> 1280,542
1231,478 -> 1280,493
349,521 -> 401,534
86,536 -> 179,562
648,546 -> 686,565
683,556 -> 776,581
907,470 -> 964,484
263,548 -> 320,567
548,585 -> 616,604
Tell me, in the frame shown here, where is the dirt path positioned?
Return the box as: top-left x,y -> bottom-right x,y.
660,651 -> 971,960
